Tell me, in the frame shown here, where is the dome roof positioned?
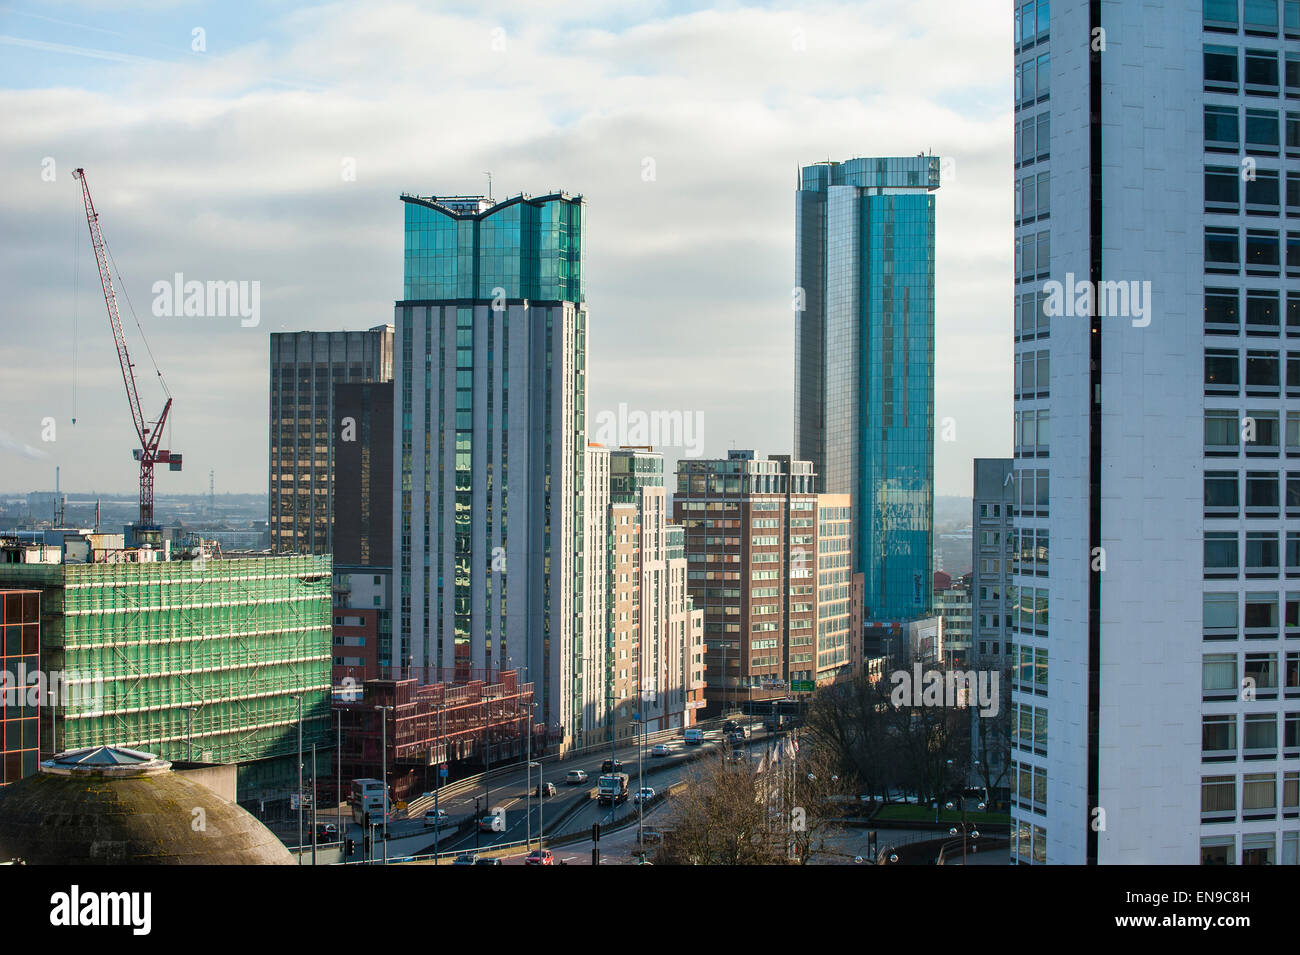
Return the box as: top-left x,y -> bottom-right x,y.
0,746 -> 294,865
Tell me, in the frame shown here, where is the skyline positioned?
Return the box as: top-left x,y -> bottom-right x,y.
0,0 -> 1011,498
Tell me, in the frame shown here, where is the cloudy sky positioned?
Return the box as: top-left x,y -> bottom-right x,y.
0,0 -> 1011,499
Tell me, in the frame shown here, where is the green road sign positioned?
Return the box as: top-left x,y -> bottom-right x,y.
790,680 -> 815,693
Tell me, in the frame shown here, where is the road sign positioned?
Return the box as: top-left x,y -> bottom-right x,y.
440,766 -> 448,778
790,680 -> 815,693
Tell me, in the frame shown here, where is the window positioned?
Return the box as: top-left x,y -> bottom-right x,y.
1203,714 -> 1237,759
1246,229 -> 1280,273
1245,713 -> 1278,756
1205,409 -> 1240,453
1245,410 -> 1280,452
1246,350 -> 1280,394
1201,775 -> 1236,822
1201,835 -> 1235,865
1246,530 -> 1280,574
1206,105 -> 1240,150
1036,53 -> 1050,99
1206,348 -> 1241,394
1242,831 -> 1276,864
1290,173 -> 1300,213
1206,288 -> 1240,333
1244,0 -> 1279,32
1290,112 -> 1300,155
1206,471 -> 1240,516
1204,590 -> 1240,636
1287,50 -> 1300,93
1206,165 -> 1239,212
1245,471 -> 1279,512
1207,531 -> 1241,576
1245,48 -> 1280,92
1205,0 -> 1239,27
1247,289 -> 1280,333
1245,169 -> 1280,213
1289,232 -> 1300,277
1206,226 -> 1240,271
1204,653 -> 1239,699
1245,651 -> 1279,694
1243,773 -> 1276,820
1246,108 -> 1280,152
1206,45 -> 1239,91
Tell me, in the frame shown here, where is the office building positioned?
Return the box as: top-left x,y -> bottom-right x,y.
333,381 -> 394,567
674,451 -> 853,715
0,532 -> 332,810
269,325 -> 393,555
1009,0 -> 1300,864
395,189 -> 586,749
794,155 -> 940,621
0,589 -> 40,786
332,565 -> 392,686
934,573 -> 973,668
972,457 -> 1015,668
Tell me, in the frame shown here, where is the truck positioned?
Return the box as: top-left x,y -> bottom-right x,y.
684,728 -> 704,745
597,773 -> 630,806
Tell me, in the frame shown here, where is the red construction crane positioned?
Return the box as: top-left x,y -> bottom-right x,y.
73,167 -> 181,529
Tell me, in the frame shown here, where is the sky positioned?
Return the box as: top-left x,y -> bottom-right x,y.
0,0 -> 1011,499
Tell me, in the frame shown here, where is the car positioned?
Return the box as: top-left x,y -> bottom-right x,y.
314,823 -> 339,840
727,732 -> 746,747
479,806 -> 507,832
536,782 -> 556,798
601,758 -> 625,774
565,769 -> 588,785
473,858 -> 502,866
633,787 -> 656,804
424,808 -> 448,826
524,849 -> 555,866
453,853 -> 479,865
641,828 -> 665,844
650,743 -> 671,757
723,720 -> 739,734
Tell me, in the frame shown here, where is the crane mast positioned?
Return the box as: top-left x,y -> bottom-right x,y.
73,167 -> 181,532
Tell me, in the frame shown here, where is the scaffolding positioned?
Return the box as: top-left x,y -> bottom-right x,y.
0,554 -> 333,783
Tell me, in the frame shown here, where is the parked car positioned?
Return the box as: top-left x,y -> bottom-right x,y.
473,857 -> 502,866
536,782 -> 556,798
424,808 -> 448,827
524,849 -> 555,866
601,758 -> 625,774
633,787 -> 656,804
453,853 -> 479,865
650,743 -> 671,757
565,769 -> 588,785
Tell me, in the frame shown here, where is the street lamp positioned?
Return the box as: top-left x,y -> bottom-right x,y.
945,797 -> 986,864
377,704 -> 393,865
529,759 -> 544,855
633,716 -> 645,859
290,693 -> 303,865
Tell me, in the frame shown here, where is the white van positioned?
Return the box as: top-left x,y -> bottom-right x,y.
479,806 -> 507,833
684,728 -> 704,745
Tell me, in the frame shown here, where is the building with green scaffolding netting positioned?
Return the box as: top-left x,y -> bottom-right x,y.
0,545 -> 332,811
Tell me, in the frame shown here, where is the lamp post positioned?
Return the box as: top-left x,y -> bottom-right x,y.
529,758 -> 545,855
311,743 -> 318,866
291,694 -> 303,864
946,796 -> 986,864
336,709 -> 343,844
526,698 -> 536,852
377,704 -> 393,865
634,716 -> 645,859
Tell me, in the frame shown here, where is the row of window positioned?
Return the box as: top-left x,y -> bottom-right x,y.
1015,350 -> 1050,399
1013,112 -> 1050,167
1205,226 -> 1300,275
1205,346 -> 1300,395
1205,468 -> 1300,516
1204,104 -> 1300,155
1204,0 -> 1300,35
1015,172 -> 1050,225
1205,408 -> 1300,454
1015,230 -> 1051,281
1200,831 -> 1299,866
1206,286 -> 1299,334
1205,165 -> 1300,214
1204,44 -> 1300,97
1203,588 -> 1300,636
1014,410 -> 1050,457
1200,770 -> 1298,824
1013,1 -> 1049,49
1202,711 -> 1300,759
1203,650 -> 1300,696
1204,528 -> 1300,577
1014,53 -> 1050,108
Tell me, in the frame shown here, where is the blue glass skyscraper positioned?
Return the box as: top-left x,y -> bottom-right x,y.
794,156 -> 939,621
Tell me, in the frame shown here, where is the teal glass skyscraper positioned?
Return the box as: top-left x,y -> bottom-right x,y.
794,156 -> 939,621
395,190 -> 587,749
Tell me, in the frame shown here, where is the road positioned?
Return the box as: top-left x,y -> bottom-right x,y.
338,720 -> 776,861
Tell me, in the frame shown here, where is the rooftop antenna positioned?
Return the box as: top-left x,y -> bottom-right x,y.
484,171 -> 493,201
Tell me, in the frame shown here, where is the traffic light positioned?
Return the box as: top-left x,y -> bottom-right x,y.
592,822 -> 601,843
346,837 -> 356,855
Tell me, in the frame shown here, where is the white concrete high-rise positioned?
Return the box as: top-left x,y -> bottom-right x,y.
1010,0 -> 1299,865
